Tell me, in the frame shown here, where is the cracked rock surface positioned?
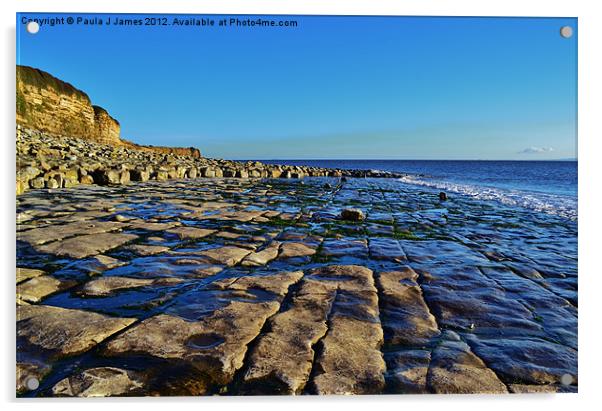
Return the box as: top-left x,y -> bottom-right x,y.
16,176 -> 577,396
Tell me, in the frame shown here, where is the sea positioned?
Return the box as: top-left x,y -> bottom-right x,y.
260,160 -> 578,221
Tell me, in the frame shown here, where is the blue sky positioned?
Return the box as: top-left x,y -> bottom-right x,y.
17,14 -> 577,160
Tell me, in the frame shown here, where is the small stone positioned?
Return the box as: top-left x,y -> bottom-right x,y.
340,208 -> 365,221
45,178 -> 59,189
30,177 -> 45,189
79,174 -> 94,184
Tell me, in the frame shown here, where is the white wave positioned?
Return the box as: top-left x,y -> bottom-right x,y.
398,175 -> 577,220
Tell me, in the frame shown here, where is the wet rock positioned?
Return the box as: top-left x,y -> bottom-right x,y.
242,292 -> 334,394
16,267 -> 45,283
52,367 -> 145,397
311,315 -> 385,395
278,242 -> 317,259
17,275 -> 71,304
340,208 -> 365,221
368,238 -> 406,262
321,238 -> 368,258
426,332 -> 507,394
129,220 -> 181,231
79,276 -> 157,297
19,220 -> 126,245
376,268 -> 440,346
199,246 -> 252,266
385,350 -> 431,394
166,226 -> 216,240
17,305 -> 136,357
304,265 -> 385,394
508,384 -> 576,393
74,255 -> 126,275
16,361 -> 51,393
463,334 -> 578,385
241,241 -> 281,266
35,232 -> 139,258
210,271 -> 303,298
105,300 -> 281,393
124,244 -> 170,256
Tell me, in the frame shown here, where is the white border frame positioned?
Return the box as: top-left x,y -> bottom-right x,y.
2,1 -> 599,409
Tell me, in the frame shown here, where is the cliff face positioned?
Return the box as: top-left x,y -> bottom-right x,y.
17,66 -> 121,145
16,65 -> 200,158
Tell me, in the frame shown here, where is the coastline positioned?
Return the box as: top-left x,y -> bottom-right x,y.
16,166 -> 577,396
16,126 -> 405,195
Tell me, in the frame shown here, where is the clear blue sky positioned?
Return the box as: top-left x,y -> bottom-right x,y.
17,14 -> 577,160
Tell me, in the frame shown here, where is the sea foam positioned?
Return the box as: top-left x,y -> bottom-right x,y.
398,175 -> 577,220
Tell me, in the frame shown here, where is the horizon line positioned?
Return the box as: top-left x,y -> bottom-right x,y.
226,158 -> 578,162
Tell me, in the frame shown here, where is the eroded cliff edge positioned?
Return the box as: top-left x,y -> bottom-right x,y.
16,65 -> 200,158
16,66 -> 403,195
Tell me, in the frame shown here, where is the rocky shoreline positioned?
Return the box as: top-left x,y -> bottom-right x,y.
16,172 -> 577,396
16,126 -> 404,195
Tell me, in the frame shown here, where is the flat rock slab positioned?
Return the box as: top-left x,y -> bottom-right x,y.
311,315 -> 385,395
52,367 -> 145,397
17,275 -> 71,304
321,238 -> 368,258
418,265 -> 542,333
124,244 -> 170,256
14,175 -> 578,396
16,267 -> 45,284
400,240 -> 492,266
35,233 -> 139,259
278,242 -> 317,259
241,241 -> 281,266
70,255 -> 127,275
17,305 -> 136,358
242,292 -> 334,394
79,276 -> 182,297
198,246 -> 251,266
385,350 -> 431,394
128,220 -> 181,231
508,384 -> 577,394
231,267 -> 328,394
463,334 -> 578,385
210,271 -> 303,297
376,268 -> 440,346
105,300 -> 281,393
369,237 -> 407,261
426,332 -> 507,394
166,227 -> 216,240
309,267 -> 383,394
18,220 -> 127,245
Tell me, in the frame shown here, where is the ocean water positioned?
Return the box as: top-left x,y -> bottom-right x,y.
261,160 -> 578,220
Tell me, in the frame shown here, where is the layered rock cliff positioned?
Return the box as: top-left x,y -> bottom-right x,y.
16,65 -> 200,157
